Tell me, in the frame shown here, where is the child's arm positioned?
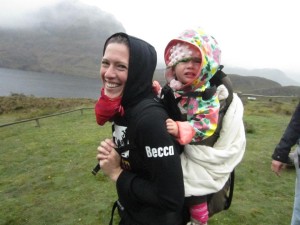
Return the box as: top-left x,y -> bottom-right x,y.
166,118 -> 196,145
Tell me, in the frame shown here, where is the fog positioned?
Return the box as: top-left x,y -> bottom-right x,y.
2,0 -> 300,79
0,0 -> 118,29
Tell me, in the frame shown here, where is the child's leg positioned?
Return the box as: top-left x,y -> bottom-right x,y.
189,196 -> 209,225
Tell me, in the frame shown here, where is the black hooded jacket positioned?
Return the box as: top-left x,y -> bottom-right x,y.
272,102 -> 300,163
104,33 -> 184,225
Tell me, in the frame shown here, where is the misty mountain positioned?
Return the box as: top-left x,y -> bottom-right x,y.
223,66 -> 300,87
157,58 -> 299,88
227,74 -> 300,96
0,0 -> 299,97
153,69 -> 300,96
0,0 -> 125,77
227,74 -> 281,92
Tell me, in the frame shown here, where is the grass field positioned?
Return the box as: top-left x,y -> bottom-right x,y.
0,96 -> 299,225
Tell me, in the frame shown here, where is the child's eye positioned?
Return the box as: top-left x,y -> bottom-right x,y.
192,57 -> 201,63
179,57 -> 201,64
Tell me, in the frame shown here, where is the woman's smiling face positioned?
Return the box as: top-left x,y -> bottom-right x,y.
100,42 -> 129,99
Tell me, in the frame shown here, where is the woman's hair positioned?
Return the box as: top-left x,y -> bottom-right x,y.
105,33 -> 129,48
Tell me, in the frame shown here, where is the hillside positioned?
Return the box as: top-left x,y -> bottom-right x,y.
0,1 -> 125,77
224,66 -> 300,87
228,74 -> 300,96
228,74 -> 281,92
154,69 -> 300,96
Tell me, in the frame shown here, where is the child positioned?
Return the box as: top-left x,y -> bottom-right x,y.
162,27 -> 223,225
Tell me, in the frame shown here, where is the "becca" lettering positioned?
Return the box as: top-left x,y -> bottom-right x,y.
145,146 -> 174,158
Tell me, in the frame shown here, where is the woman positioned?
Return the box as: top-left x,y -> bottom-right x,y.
95,32 -> 184,225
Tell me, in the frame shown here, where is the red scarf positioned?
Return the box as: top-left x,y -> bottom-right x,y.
94,88 -> 124,125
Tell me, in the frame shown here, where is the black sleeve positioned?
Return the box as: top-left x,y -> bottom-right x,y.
116,106 -> 184,212
210,69 -> 233,109
210,69 -> 227,87
272,102 -> 300,163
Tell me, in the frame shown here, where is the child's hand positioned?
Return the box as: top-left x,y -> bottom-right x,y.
152,80 -> 162,95
166,118 -> 179,137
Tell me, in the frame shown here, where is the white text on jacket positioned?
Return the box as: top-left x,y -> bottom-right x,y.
145,146 -> 174,157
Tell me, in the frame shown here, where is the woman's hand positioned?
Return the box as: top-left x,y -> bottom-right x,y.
271,160 -> 285,176
96,138 -> 123,181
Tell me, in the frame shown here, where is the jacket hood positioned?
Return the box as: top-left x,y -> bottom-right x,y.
103,32 -> 157,110
164,27 -> 221,91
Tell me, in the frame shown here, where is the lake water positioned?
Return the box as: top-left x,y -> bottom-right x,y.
0,68 -> 101,99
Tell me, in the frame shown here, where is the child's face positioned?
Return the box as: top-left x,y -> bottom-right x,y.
173,47 -> 202,85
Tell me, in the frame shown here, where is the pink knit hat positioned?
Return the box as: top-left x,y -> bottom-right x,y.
164,39 -> 202,87
165,40 -> 201,68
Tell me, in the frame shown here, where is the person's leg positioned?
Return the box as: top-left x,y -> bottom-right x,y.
185,196 -> 208,225
291,145 -> 300,225
189,202 -> 209,225
189,197 -> 208,225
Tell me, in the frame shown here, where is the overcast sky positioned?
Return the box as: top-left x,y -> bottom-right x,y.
1,0 -> 300,77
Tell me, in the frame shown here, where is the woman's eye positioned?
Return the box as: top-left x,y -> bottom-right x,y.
101,61 -> 109,67
117,64 -> 127,71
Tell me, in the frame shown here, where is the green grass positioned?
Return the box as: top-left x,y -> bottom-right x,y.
0,109 -> 116,225
0,97 -> 299,225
